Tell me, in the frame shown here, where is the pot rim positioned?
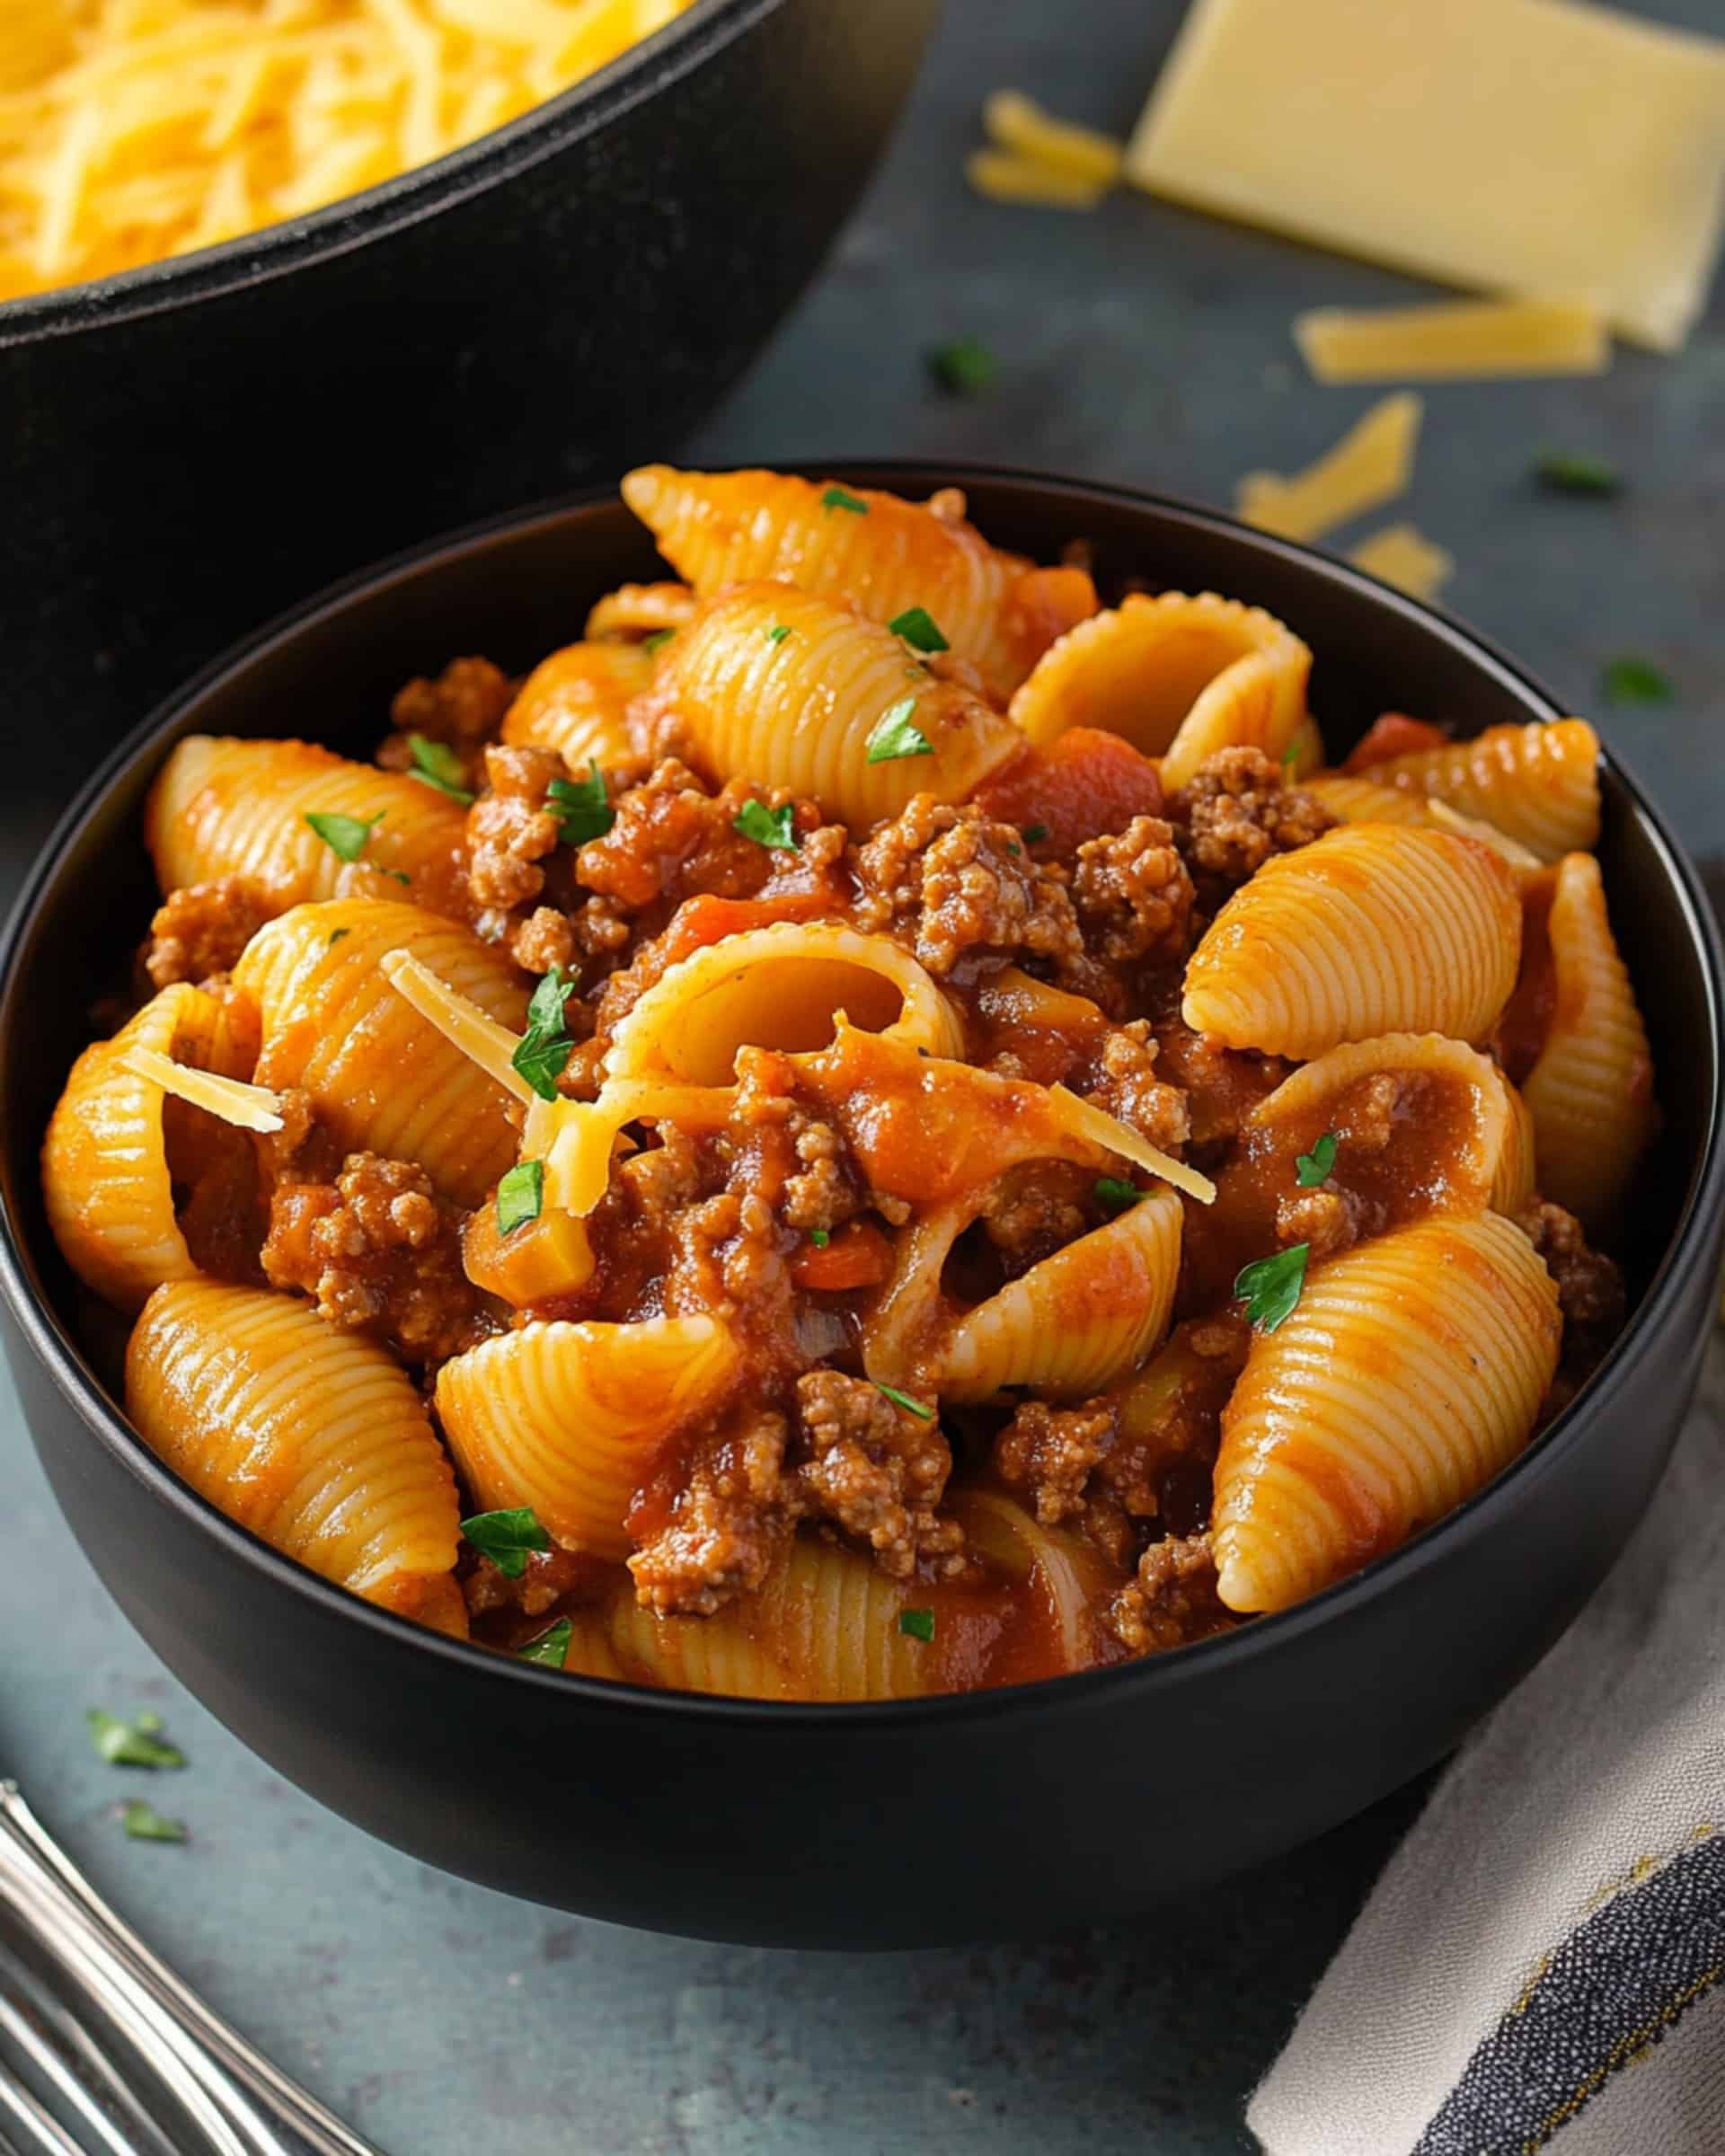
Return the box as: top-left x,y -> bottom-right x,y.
4,460 -> 1721,1729
0,0 -> 771,349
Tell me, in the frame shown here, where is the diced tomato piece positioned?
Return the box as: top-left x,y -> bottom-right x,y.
790,1219 -> 893,1292
1344,712 -> 1451,772
972,729 -> 1164,853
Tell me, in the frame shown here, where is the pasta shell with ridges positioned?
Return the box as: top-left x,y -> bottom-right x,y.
1213,1213 -> 1560,1614
1351,720 -> 1600,862
606,918 -> 964,1086
1182,825 -> 1521,1058
43,983 -> 251,1312
622,464 -> 1093,701
146,736 -> 469,919
652,581 -> 1022,826
1009,591 -> 1311,791
1523,853 -> 1657,1233
501,641 -> 651,773
434,1316 -> 743,1560
127,1279 -> 465,1635
937,1186 -> 1182,1401
234,898 -> 528,1208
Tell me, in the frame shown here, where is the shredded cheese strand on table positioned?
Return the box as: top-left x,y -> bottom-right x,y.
1234,393 -> 1422,545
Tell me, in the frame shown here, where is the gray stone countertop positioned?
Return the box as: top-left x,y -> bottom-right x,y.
2,1 -> 1720,2150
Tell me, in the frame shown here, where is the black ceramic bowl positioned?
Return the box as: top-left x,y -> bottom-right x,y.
3,469 -> 1721,1949
0,0 -> 936,824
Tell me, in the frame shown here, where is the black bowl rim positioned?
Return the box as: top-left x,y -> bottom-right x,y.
0,0 -> 771,349
4,460 -> 1721,1732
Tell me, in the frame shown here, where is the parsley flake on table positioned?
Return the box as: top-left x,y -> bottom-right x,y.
511,967 -> 575,1102
496,1160 -> 544,1236
732,799 -> 799,851
765,624 -> 792,645
1094,1177 -> 1142,1212
87,1709 -> 185,1770
821,484 -> 869,515
898,1607 -> 936,1643
888,605 -> 951,654
1535,450 -> 1622,498
120,1800 -> 186,1842
518,1619 -> 572,1669
864,698 -> 934,764
875,1381 -> 935,1420
547,759 -> 615,847
461,1505 -> 552,1580
1295,1134 -> 1338,1188
304,809 -> 382,863
405,733 -> 474,804
1601,656 -> 1675,706
642,629 -> 675,654
927,338 -> 996,397
1234,1244 -> 1309,1333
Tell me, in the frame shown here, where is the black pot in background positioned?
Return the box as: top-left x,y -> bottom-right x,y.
0,0 -> 936,841
2,470 -> 1721,1948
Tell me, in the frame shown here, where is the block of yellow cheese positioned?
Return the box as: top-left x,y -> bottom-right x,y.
1125,0 -> 1725,351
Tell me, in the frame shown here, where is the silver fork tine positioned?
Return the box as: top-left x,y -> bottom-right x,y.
0,2062 -> 84,2156
0,1942 -> 179,2156
0,1986 -> 152,2156
1,1790 -> 382,2156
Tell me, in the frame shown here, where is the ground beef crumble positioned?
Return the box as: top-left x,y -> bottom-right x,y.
1107,1533 -> 1231,1654
1516,1197 -> 1626,1390
261,1151 -> 493,1365
794,1369 -> 965,1580
852,794 -> 1084,980
629,1406 -> 795,1616
377,655 -> 512,791
1171,747 -> 1334,893
465,743 -> 564,925
1071,816 -> 1194,966
145,877 -> 270,989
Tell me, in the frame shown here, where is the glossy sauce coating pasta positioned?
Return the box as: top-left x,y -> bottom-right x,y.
43,466 -> 1653,1701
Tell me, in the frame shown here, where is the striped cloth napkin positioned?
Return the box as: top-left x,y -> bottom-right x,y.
1249,1326 -> 1725,2155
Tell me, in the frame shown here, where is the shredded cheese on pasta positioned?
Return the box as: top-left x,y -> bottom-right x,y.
120,1046 -> 286,1131
0,0 -> 696,302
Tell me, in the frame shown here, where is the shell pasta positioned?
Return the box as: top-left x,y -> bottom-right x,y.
42,464 -> 1654,1698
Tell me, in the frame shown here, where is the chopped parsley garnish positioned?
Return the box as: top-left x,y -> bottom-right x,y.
511,967 -> 575,1102
547,759 -> 615,847
518,1619 -> 572,1669
732,799 -> 800,851
1281,740 -> 1300,773
765,624 -> 792,646
1094,1177 -> 1142,1213
461,1505 -> 552,1580
87,1709 -> 185,1770
1234,1243 -> 1309,1332
1535,451 -> 1621,498
496,1160 -> 544,1236
1021,822 -> 1048,844
927,338 -> 996,396
899,1607 -> 936,1643
406,733 -> 474,804
1601,656 -> 1675,706
121,1800 -> 186,1842
821,484 -> 869,515
326,928 -> 349,948
642,628 -> 675,654
875,1381 -> 934,1420
808,1227 -> 831,1248
1295,1134 -> 1338,1188
888,605 -> 951,654
864,698 -> 934,764
304,809 -> 383,863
